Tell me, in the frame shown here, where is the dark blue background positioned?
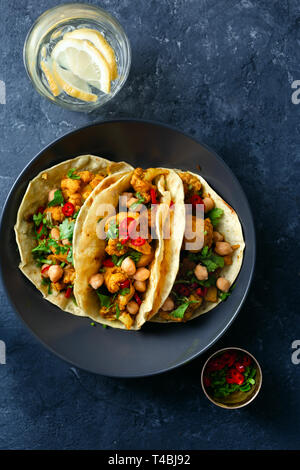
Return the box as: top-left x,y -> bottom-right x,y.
0,0 -> 299,450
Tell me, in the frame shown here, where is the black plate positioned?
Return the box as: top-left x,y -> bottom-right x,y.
0,120 -> 255,377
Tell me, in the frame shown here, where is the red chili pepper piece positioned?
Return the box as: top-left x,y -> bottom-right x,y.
169,200 -> 174,208
119,217 -> 135,238
150,188 -> 157,204
36,206 -> 44,214
189,194 -> 204,207
41,265 -> 50,274
119,279 -> 130,289
219,351 -> 237,367
131,237 -> 146,246
120,235 -> 130,245
235,362 -> 246,373
134,293 -> 142,306
195,287 -> 208,297
241,354 -> 252,367
37,223 -> 46,240
62,202 -> 75,217
207,357 -> 226,371
102,258 -> 114,267
65,287 -> 72,299
226,368 -> 244,385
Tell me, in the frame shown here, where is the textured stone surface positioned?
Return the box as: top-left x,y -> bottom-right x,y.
0,0 -> 300,450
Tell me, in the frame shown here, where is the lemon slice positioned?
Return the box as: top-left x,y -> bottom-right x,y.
52,61 -> 98,102
52,38 -> 111,94
40,60 -> 61,97
64,28 -> 118,80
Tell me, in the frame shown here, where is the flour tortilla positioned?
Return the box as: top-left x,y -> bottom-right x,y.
73,169 -> 184,329
15,154 -> 132,316
152,170 -> 245,323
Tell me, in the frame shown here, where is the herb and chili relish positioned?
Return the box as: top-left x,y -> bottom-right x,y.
31,167 -> 106,299
88,167 -> 168,330
158,171 -> 237,322
203,350 -> 257,399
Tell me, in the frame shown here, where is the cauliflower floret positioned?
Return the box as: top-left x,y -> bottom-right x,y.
118,312 -> 134,330
178,172 -> 202,194
130,168 -> 168,202
78,171 -> 94,184
90,174 -> 105,190
104,267 -> 128,294
105,238 -> 128,256
68,192 -> 82,210
63,267 -> 75,285
44,206 -> 65,223
61,177 -> 81,198
117,283 -> 135,310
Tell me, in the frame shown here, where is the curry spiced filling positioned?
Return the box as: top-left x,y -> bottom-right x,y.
158,172 -> 239,322
31,168 -> 107,299
88,167 -> 168,330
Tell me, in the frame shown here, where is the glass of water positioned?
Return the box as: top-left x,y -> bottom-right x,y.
24,3 -> 131,112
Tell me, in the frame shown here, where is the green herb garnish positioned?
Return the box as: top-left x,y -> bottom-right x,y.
59,219 -> 75,240
48,190 -> 64,207
116,304 -> 121,319
170,300 -> 199,319
67,168 -> 80,180
106,220 -> 119,240
207,207 -> 224,227
119,288 -> 130,296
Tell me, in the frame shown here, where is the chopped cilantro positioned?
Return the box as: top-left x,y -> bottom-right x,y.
67,246 -> 74,265
188,247 -> 224,273
207,207 -> 224,227
67,168 -> 80,180
48,190 -> 64,207
73,210 -> 80,219
116,304 -> 120,319
33,212 -> 43,227
106,220 -> 119,240
119,288 -> 130,296
59,219 -> 75,240
96,291 -> 112,308
170,300 -> 199,319
112,250 -> 142,267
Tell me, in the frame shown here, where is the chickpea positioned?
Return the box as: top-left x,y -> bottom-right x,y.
48,265 -> 63,283
203,197 -> 215,213
194,264 -> 208,281
133,267 -> 150,282
213,231 -> 224,243
215,241 -> 233,256
50,227 -> 60,240
216,277 -> 231,292
62,238 -> 71,246
161,297 -> 175,312
137,252 -> 154,268
41,264 -> 50,278
134,280 -> 147,293
48,188 -> 58,202
121,257 -> 136,276
89,273 -> 104,290
126,301 -> 139,315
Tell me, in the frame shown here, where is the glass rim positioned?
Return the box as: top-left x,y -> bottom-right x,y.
23,2 -> 131,112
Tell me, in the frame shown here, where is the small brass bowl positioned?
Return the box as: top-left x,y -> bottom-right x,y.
201,347 -> 262,409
